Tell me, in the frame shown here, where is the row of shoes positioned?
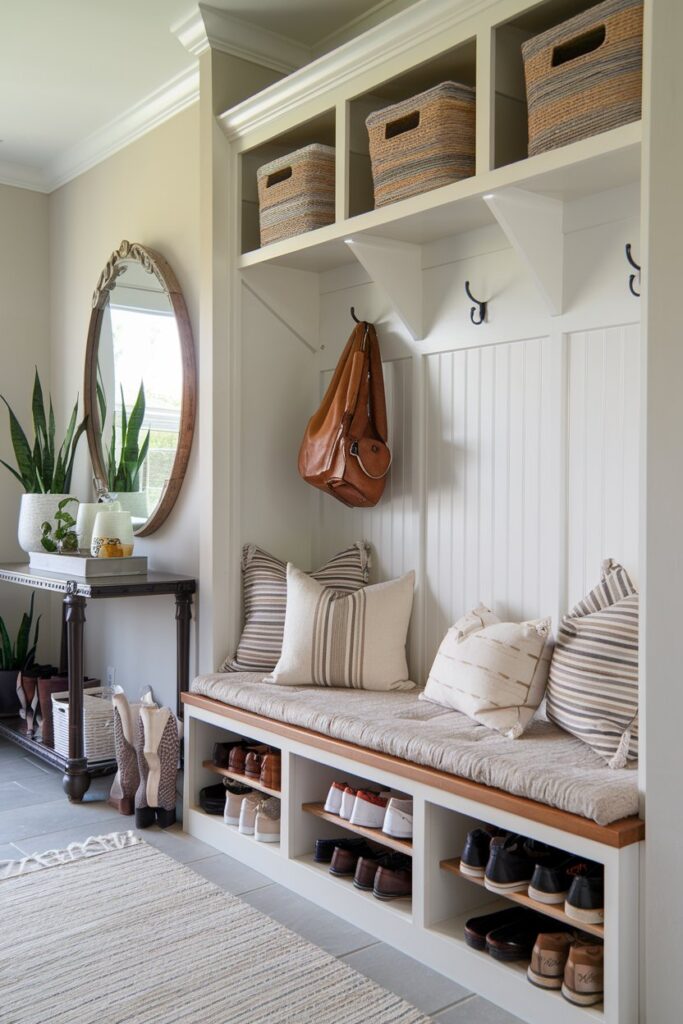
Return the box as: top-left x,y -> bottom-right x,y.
314,837 -> 412,900
464,907 -> 604,1007
213,741 -> 281,791
323,781 -> 413,839
461,827 -> 605,924
199,779 -> 281,841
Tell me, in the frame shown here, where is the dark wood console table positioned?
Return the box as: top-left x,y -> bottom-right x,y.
0,565 -> 196,802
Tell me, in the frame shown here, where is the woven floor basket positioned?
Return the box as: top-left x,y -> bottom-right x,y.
522,0 -> 643,158
52,687 -> 115,764
257,144 -> 335,246
366,81 -> 476,208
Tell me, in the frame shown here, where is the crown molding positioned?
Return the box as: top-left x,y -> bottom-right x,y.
219,0 -> 498,140
172,4 -> 310,74
0,159 -> 50,193
48,65 -> 199,192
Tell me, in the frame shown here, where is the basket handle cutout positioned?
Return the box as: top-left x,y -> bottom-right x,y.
552,25 -> 606,67
385,110 -> 420,140
266,166 -> 293,188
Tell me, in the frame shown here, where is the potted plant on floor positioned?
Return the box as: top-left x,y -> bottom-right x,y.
0,593 -> 41,717
100,380 -> 150,521
0,369 -> 88,552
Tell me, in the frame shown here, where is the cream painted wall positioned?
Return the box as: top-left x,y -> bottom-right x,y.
48,105 -> 200,710
0,185 -> 51,658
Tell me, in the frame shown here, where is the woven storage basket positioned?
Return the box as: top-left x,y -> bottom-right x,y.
365,81 -> 476,208
257,144 -> 335,246
52,686 -> 115,764
522,0 -> 643,158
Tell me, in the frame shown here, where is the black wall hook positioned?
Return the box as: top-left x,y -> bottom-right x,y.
465,281 -> 487,325
625,244 -> 641,297
350,306 -> 361,323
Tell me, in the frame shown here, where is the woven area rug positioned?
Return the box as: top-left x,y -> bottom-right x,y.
0,832 -> 430,1024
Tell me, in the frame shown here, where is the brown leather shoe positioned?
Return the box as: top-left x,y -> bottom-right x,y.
373,862 -> 412,900
329,841 -> 374,877
245,751 -> 263,779
562,940 -> 604,1006
354,851 -> 409,891
228,744 -> 248,773
260,752 -> 281,790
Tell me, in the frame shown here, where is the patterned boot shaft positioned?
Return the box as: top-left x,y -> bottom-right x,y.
111,705 -> 140,805
139,706 -> 179,814
135,716 -> 151,814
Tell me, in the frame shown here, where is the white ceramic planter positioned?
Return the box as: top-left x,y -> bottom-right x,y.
17,493 -> 76,554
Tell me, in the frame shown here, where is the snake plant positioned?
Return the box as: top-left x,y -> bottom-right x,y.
0,593 -> 41,672
0,369 -> 87,493
103,381 -> 151,493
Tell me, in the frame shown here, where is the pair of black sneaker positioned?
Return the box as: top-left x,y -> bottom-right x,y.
461,828 -> 604,924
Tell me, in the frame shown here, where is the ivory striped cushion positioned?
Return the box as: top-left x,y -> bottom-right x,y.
546,559 -> 639,768
269,565 -> 415,691
221,543 -> 370,673
420,606 -> 553,738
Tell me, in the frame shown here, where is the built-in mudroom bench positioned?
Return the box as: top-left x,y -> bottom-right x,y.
183,683 -> 643,1024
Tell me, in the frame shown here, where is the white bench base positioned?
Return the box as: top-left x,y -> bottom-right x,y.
183,695 -> 642,1024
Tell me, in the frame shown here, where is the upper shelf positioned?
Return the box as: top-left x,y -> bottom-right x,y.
238,122 -> 641,274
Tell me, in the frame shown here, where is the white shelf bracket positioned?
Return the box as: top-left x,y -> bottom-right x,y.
483,187 -> 564,316
344,235 -> 423,341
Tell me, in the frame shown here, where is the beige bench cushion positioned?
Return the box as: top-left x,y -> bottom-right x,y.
190,674 -> 638,826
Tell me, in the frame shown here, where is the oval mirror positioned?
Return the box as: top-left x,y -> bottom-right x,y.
84,240 -> 196,536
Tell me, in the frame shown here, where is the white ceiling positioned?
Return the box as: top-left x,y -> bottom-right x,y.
0,0 -> 416,193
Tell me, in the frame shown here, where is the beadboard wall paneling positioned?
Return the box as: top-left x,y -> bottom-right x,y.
423,337 -> 562,673
566,324 -> 640,606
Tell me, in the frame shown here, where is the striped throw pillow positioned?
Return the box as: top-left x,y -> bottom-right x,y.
546,559 -> 639,768
269,564 -> 416,691
220,542 -> 371,673
420,606 -> 553,738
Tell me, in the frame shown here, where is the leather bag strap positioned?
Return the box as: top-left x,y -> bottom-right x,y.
367,324 -> 388,442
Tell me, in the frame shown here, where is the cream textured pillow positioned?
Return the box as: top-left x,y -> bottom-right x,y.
269,565 -> 416,691
420,605 -> 552,738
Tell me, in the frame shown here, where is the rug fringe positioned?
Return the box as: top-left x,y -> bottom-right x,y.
0,830 -> 140,880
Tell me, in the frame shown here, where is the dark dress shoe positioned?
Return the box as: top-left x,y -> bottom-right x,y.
485,833 -> 535,894
212,741 -> 238,768
314,837 -> 370,864
373,863 -> 412,900
461,827 -> 498,878
464,907 -> 529,951
354,852 -> 410,891
329,841 -> 375,876
199,783 -> 228,815
528,856 -> 579,904
486,911 -> 561,961
565,863 -> 604,924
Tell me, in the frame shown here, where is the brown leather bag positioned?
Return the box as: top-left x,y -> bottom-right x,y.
298,321 -> 391,507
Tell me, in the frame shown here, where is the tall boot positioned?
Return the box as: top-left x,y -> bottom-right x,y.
109,687 -> 155,816
135,706 -> 179,829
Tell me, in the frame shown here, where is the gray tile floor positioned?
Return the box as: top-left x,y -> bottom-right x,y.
0,737 -> 524,1024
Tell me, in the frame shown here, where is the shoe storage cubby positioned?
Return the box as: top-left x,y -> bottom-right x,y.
184,700 -> 640,1023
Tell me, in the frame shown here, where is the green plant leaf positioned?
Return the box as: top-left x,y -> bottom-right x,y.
32,368 -> 47,445
0,458 -> 26,487
1,397 -> 36,490
41,535 -> 57,552
0,617 -> 12,670
63,415 -> 87,493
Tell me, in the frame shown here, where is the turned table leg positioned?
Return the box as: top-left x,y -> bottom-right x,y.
62,583 -> 90,802
175,589 -> 193,718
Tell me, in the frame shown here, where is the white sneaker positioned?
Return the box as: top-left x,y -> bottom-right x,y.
255,797 -> 281,843
339,786 -> 357,820
349,790 -> 388,828
238,792 -> 262,835
224,784 -> 252,825
382,797 -> 413,839
324,781 -> 348,815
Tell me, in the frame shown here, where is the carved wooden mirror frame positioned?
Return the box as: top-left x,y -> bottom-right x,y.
84,240 -> 197,537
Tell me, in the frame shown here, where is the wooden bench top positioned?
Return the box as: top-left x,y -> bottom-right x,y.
183,692 -> 645,849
